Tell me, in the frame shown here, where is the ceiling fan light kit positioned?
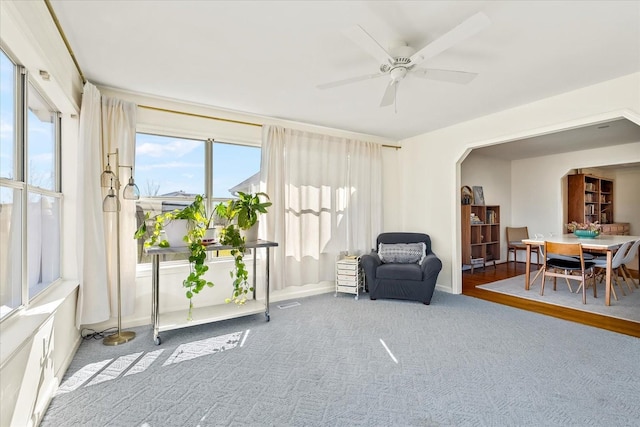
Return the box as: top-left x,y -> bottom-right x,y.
318,12 -> 491,109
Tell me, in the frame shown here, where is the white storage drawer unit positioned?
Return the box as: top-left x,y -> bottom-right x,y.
335,256 -> 365,300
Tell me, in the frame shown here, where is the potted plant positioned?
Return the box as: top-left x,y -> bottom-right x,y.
135,195 -> 215,319
566,221 -> 601,238
214,192 -> 272,304
233,191 -> 272,241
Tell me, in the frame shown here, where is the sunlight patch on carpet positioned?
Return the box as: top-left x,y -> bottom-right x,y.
163,331 -> 243,366
87,352 -> 144,386
278,301 -> 301,309
55,331 -> 246,396
55,359 -> 112,395
379,339 -> 398,364
124,349 -> 164,377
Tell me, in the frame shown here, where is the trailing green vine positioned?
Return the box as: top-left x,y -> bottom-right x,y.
218,224 -> 251,305
135,195 -> 214,319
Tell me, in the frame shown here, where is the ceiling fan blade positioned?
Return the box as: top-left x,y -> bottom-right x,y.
343,24 -> 395,65
380,80 -> 397,107
409,12 -> 491,66
317,72 -> 385,90
412,68 -> 478,84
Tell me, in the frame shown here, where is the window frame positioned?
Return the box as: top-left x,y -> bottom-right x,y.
0,47 -> 63,321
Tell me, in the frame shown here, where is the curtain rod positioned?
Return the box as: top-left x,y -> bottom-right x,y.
44,0 -> 86,84
138,104 -> 263,128
138,105 -> 401,148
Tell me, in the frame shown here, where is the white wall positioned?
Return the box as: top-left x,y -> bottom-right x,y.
381,146 -> 403,233
400,72 -> 640,294
612,166 -> 640,235
613,166 -> 640,269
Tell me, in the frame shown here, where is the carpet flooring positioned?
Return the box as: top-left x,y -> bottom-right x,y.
477,273 -> 640,323
41,291 -> 640,426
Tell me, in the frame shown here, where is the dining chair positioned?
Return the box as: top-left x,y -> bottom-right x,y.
541,241 -> 595,304
506,227 -> 539,266
530,239 -> 583,289
589,241 -> 634,298
619,239 -> 640,290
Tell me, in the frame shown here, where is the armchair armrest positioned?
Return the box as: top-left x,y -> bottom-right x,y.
420,253 -> 443,277
361,252 -> 381,268
360,252 -> 381,282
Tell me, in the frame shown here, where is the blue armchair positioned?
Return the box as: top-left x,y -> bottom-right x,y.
361,232 -> 442,305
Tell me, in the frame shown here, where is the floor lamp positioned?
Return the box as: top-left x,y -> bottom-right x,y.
101,148 -> 139,346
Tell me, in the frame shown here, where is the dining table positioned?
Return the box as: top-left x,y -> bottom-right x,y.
522,233 -> 640,306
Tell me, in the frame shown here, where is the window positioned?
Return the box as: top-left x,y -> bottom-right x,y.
135,133 -> 260,263
26,83 -> 61,297
0,49 -> 62,320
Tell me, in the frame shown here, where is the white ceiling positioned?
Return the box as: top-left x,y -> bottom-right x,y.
49,0 -> 640,148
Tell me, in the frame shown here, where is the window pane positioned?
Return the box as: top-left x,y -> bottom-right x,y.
135,133 -> 204,197
213,142 -> 261,199
27,192 -> 60,299
135,133 -> 204,264
0,186 -> 23,318
0,50 -> 15,180
27,84 -> 56,190
133,134 -> 263,264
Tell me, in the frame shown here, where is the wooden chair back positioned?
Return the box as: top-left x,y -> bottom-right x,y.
506,226 -> 529,243
544,241 -> 584,261
506,226 -> 537,265
542,241 -> 594,304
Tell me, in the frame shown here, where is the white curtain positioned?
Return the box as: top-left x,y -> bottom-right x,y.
76,84 -> 137,326
261,125 -> 382,289
102,97 -> 137,317
76,82 -> 109,326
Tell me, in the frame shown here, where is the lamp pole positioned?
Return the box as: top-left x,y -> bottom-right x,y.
102,148 -> 138,346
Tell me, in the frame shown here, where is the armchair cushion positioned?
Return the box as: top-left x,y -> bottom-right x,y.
378,242 -> 426,264
377,263 -> 422,280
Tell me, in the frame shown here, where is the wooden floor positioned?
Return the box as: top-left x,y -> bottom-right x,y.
462,261 -> 640,338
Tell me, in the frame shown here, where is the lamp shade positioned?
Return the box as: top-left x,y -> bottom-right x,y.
123,176 -> 140,200
100,164 -> 117,188
103,187 -> 121,212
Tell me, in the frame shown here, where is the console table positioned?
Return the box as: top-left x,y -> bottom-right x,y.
146,240 -> 278,345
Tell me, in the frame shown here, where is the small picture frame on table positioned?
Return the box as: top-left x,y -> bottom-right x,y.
472,186 -> 485,205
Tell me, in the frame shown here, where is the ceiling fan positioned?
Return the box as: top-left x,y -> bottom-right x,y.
318,12 -> 491,107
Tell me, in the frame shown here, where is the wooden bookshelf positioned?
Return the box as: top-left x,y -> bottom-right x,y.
568,174 -> 614,225
461,204 -> 500,271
